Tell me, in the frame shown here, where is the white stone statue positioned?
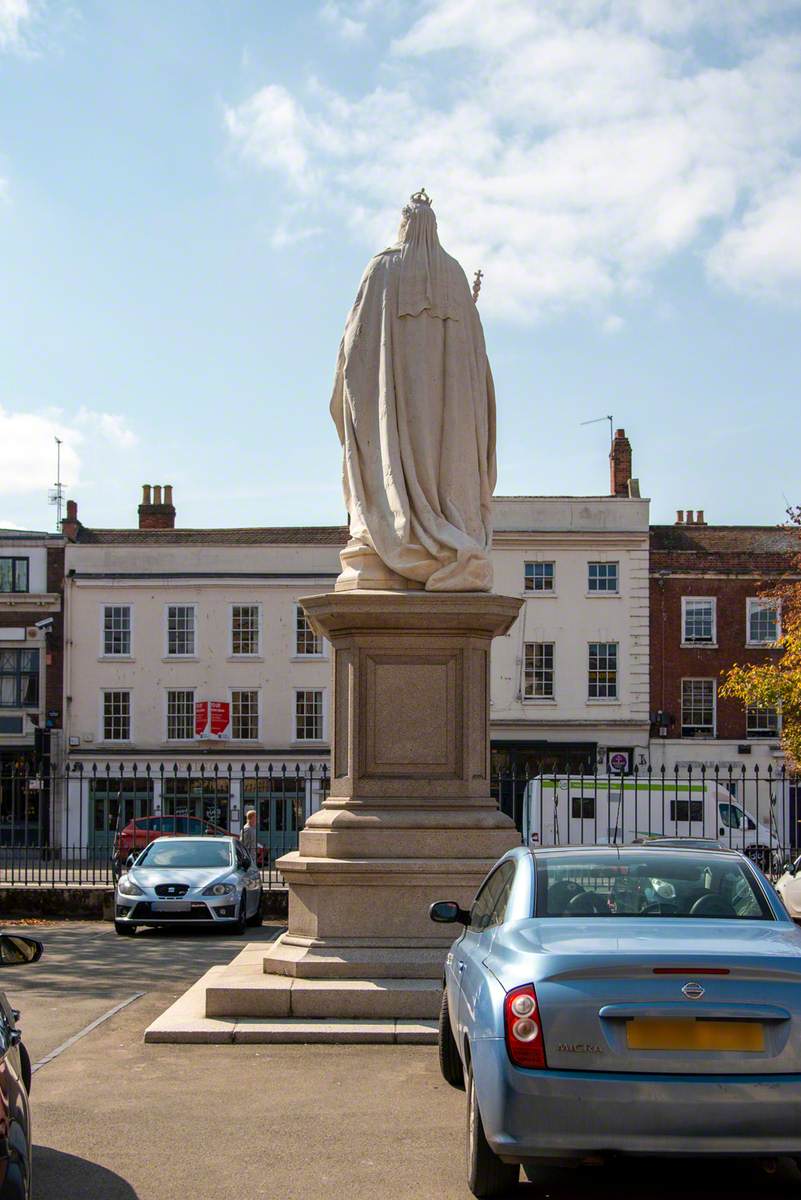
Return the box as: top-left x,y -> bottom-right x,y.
330,190 -> 496,592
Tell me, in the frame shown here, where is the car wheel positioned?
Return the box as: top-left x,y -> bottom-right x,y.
114,920 -> 136,936
466,1063 -> 519,1198
438,989 -> 464,1089
246,889 -> 264,927
234,897 -> 247,935
1,1159 -> 27,1200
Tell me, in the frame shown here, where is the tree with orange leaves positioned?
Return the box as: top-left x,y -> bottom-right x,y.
720,508 -> 801,769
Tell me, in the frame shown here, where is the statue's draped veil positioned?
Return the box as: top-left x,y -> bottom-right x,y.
330,192 -> 496,593
396,195 -> 458,322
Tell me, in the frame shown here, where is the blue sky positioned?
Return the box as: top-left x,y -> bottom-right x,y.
2,0 -> 800,532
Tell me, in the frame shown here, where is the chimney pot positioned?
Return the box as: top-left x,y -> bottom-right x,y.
609,428 -> 633,497
685,510 -> 694,524
676,510 -> 684,524
138,483 -> 176,530
62,498 -> 80,541
696,509 -> 705,525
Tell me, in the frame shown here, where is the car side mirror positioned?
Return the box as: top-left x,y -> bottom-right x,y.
125,855 -> 136,872
0,934 -> 43,965
429,900 -> 469,925
784,862 -> 796,877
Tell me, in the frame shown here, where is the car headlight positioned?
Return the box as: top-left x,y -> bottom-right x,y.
118,877 -> 144,897
203,883 -> 236,896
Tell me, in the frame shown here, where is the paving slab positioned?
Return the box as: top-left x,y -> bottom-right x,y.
232,1018 -> 398,1044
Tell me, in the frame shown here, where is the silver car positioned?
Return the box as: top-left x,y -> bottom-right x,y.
114,836 -> 263,936
431,844 -> 801,1197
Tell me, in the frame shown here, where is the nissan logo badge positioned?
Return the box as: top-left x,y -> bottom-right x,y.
682,982 -> 705,1000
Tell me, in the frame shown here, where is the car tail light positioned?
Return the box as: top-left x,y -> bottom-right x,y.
504,984 -> 547,1069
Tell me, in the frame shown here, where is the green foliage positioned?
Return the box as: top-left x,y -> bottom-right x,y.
720,508 -> 801,768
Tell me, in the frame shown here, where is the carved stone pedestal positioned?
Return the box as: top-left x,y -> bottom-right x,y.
260,590 -> 522,1004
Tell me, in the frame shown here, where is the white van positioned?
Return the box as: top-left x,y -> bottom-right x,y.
522,776 -> 779,870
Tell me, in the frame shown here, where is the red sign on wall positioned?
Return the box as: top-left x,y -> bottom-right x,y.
209,701 -> 230,737
195,700 -> 231,740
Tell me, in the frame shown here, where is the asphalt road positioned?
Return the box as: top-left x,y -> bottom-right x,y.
3,921 -> 801,1200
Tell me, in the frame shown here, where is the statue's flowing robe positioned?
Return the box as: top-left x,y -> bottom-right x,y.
330,242 -> 496,592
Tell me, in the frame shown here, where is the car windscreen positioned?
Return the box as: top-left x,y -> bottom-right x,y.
535,852 -> 773,919
136,840 -> 233,869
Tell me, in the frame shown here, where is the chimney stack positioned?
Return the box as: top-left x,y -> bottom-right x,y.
609,428 -> 633,497
62,498 -> 81,542
138,483 -> 176,530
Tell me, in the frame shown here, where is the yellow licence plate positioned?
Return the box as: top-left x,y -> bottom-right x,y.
626,1019 -> 764,1052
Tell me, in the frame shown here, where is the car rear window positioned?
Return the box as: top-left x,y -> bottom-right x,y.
137,840 -> 232,869
534,851 -> 773,920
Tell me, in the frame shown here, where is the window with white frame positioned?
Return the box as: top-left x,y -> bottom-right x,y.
295,689 -> 324,741
0,557 -> 29,593
231,690 -> 259,740
524,562 -> 554,593
747,599 -> 780,646
523,642 -> 554,698
682,597 -> 715,645
588,562 -> 619,593
231,605 -> 260,656
746,705 -> 779,738
681,679 -> 715,737
103,690 -> 131,741
588,642 -> 618,699
103,605 -> 131,656
166,689 -> 195,740
166,605 -> 196,656
296,606 -> 323,656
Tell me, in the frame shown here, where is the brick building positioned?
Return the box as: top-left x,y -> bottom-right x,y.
649,513 -> 799,777
0,529 -> 65,843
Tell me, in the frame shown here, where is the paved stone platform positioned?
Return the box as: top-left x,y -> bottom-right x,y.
144,945 -> 438,1044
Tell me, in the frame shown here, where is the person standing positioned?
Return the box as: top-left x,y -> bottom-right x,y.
241,807 -> 259,861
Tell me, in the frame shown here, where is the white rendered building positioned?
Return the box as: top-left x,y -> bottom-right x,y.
59,461 -> 649,856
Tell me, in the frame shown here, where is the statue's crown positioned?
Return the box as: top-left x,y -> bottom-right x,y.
402,188 -> 433,222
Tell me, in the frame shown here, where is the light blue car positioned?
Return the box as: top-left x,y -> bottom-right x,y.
431,843 -> 801,1197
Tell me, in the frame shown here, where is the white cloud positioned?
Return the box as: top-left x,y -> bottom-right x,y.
707,172 -> 801,297
602,314 -> 625,334
75,407 -> 138,449
320,1 -> 367,41
0,0 -> 33,52
270,223 -> 324,249
0,404 -> 137,495
225,0 -> 801,319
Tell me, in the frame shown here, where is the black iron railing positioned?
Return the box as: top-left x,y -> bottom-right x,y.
0,761 -> 330,889
1,762 -> 799,889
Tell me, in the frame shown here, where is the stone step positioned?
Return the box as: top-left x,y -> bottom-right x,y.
263,936 -> 447,980
206,973 -> 441,1020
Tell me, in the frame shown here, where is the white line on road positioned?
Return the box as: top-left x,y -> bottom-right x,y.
31,991 -> 145,1074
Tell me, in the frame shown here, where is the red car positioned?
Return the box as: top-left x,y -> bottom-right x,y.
0,931 -> 42,1200
112,815 -> 263,875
